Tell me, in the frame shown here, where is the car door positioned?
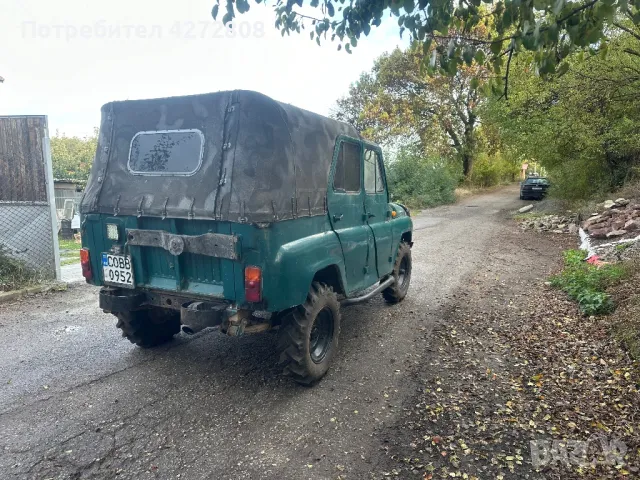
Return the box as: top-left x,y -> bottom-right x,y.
327,138 -> 376,294
363,146 -> 394,277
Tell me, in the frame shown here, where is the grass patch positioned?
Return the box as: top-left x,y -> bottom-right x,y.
550,249 -> 628,315
513,211 -> 546,222
0,245 -> 43,292
58,237 -> 81,251
58,236 -> 81,267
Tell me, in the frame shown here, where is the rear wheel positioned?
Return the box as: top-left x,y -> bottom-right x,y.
383,242 -> 412,304
115,307 -> 181,348
278,282 -> 341,385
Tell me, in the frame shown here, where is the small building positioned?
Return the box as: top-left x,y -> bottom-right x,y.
54,179 -> 84,214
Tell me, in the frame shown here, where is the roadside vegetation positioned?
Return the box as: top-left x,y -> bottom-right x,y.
550,250 -> 628,316
0,245 -> 42,292
333,24 -> 640,209
482,33 -> 640,202
0,239 -> 79,292
385,147 -> 458,209
331,35 -> 521,209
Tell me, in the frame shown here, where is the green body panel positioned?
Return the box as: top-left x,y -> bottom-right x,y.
363,144 -> 395,277
327,185 -> 377,293
388,203 -> 412,252
81,136 -> 413,313
82,205 -> 411,312
83,214 -> 349,312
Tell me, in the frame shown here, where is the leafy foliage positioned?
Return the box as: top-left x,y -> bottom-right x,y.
332,39 -> 520,187
482,31 -> 640,200
468,151 -> 519,187
386,146 -> 458,208
333,42 -> 488,177
51,129 -> 98,182
213,0 -> 640,94
550,250 -> 626,315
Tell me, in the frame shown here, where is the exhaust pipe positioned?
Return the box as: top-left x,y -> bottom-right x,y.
180,302 -> 226,334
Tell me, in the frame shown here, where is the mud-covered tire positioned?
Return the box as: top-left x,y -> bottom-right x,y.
115,308 -> 181,348
383,242 -> 412,304
277,282 -> 341,385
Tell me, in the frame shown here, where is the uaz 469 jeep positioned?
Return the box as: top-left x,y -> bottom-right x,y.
80,90 -> 413,384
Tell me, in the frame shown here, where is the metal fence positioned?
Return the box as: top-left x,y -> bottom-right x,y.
0,116 -> 60,280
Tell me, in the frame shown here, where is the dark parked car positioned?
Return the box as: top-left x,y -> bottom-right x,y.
520,176 -> 550,200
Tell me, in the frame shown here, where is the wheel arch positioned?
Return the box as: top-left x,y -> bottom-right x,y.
312,264 -> 346,296
267,231 -> 347,311
401,230 -> 413,246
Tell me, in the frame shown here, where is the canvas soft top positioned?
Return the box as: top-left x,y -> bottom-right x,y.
80,90 -> 362,224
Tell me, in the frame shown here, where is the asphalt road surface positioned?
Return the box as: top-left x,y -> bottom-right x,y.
0,185 -> 527,479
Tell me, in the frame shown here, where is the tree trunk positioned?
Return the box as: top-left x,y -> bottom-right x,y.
462,153 -> 473,178
462,119 -> 476,179
441,116 -> 476,180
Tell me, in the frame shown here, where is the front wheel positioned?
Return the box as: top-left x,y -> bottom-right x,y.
115,307 -> 181,348
383,242 -> 412,304
277,282 -> 341,385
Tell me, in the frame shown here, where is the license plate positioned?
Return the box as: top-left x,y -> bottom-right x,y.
102,253 -> 134,287
532,187 -> 543,190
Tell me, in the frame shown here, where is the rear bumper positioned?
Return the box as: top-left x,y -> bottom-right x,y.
521,189 -> 548,199
99,287 -> 228,313
99,287 -> 254,336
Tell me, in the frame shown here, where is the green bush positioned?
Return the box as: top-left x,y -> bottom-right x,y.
550,250 -> 626,315
468,152 -> 520,188
386,146 -> 459,209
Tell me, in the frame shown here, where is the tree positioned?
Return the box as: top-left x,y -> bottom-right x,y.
213,0 -> 639,93
482,31 -> 640,199
333,43 -> 488,177
50,129 -> 98,183
385,144 -> 458,207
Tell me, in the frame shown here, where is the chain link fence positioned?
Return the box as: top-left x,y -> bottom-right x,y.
0,116 -> 60,288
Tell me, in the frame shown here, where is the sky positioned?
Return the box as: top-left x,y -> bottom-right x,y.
1,0 -> 407,137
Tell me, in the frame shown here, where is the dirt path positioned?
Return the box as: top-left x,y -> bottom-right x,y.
0,185 -> 566,480
374,214 -> 639,479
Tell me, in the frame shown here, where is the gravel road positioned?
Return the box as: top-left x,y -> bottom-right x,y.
0,185 -> 527,480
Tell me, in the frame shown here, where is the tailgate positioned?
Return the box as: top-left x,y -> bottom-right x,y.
84,215 -> 238,298
131,217 -> 237,297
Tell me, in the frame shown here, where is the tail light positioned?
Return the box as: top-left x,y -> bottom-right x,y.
244,266 -> 262,303
80,248 -> 92,281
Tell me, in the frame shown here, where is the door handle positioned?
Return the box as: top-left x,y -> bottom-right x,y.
333,213 -> 343,222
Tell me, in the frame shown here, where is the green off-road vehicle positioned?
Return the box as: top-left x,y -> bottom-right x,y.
80,90 -> 413,384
